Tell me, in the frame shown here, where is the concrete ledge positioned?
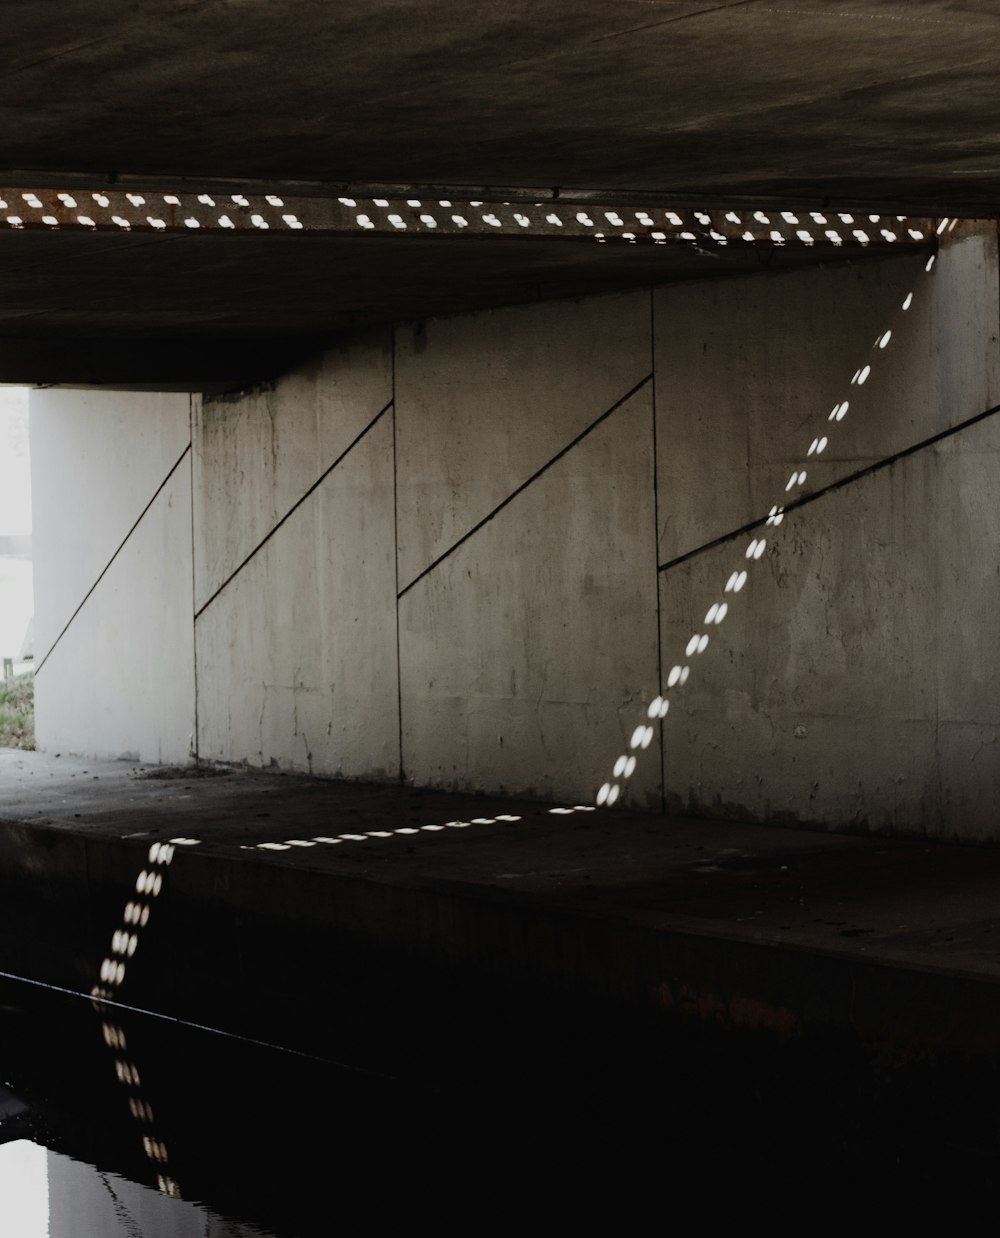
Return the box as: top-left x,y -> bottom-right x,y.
2,751 -> 999,1090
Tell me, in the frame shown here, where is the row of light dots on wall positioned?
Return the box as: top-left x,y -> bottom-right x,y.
0,190 -> 302,231
594,250 -> 940,807
0,188 -> 949,247
340,199 -> 942,246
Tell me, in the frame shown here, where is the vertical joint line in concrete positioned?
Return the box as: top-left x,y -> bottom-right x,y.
34,442 -> 193,676
391,330 -> 404,783
396,371 -> 654,599
649,289 -> 666,812
193,397 -> 394,621
188,394 -> 199,763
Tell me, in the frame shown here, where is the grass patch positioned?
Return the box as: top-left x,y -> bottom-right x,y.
0,672 -> 34,749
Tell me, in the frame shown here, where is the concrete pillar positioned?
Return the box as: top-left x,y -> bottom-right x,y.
30,389 -> 194,764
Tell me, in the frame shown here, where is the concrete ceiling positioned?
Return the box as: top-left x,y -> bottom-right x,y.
3,227 -> 920,390
7,0 -> 1000,209
3,0 -> 998,388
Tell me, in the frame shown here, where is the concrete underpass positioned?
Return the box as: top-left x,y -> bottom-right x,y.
1,3 -> 999,1231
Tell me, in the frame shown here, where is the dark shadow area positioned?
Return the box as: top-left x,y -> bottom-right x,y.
0,967 -> 998,1230
2,764 -> 1000,1226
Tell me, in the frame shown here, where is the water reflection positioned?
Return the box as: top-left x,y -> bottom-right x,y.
0,971 -> 673,1235
91,841 -> 187,1202
0,974 -> 391,1235
0,940 -> 993,1229
0,1140 -> 47,1238
0,1140 -> 276,1238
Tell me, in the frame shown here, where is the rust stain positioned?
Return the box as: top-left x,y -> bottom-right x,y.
728,994 -> 801,1037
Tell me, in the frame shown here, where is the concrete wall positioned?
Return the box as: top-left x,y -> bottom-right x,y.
30,389 -> 194,763
30,228 -> 1000,839
394,293 -> 660,804
656,233 -> 1000,839
0,386 -> 33,667
193,331 -> 399,779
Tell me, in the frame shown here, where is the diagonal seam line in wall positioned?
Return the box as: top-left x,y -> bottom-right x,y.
194,398 -> 394,621
34,442 -> 192,676
397,372 -> 654,599
657,399 -> 1000,574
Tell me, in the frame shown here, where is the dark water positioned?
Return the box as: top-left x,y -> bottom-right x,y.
0,970 -> 689,1235
0,968 -> 997,1233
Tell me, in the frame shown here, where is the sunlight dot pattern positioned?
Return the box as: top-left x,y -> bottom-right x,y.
0,188 -> 943,251
592,259 -> 936,806
249,812 -> 526,852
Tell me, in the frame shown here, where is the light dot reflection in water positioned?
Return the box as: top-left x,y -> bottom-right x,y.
591,254 -> 935,807
91,837 -> 199,1198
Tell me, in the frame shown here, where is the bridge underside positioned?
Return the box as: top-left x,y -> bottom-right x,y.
6,1 -> 1000,212
3,1 -> 1000,387
0,193 -> 949,388
6,11 -> 1000,1198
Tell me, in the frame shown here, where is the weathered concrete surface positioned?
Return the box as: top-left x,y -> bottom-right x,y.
192,331 -> 397,778
1,751 -> 999,1065
0,233 -> 899,391
399,385 -> 660,804
195,412 -> 399,779
29,389 -> 194,764
0,387 -> 30,534
394,290 -> 650,589
655,231 -> 1000,838
33,467 -> 195,765
29,230 -> 1000,836
4,3 -> 1000,214
192,330 -> 392,610
30,389 -> 191,661
0,386 -> 33,664
2,2 -> 999,386
655,235 -> 1000,563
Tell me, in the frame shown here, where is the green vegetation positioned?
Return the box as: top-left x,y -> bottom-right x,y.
0,672 -> 34,749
